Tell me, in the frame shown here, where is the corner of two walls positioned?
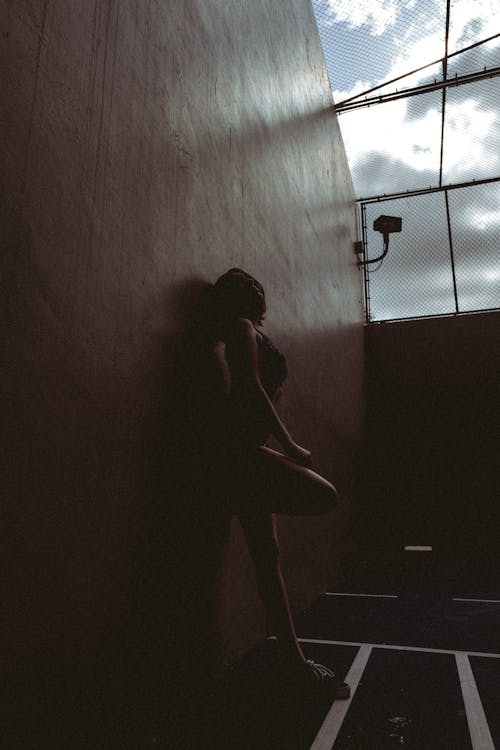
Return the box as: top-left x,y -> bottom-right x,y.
3,0 -> 364,667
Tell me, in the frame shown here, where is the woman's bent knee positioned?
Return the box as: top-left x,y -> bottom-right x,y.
312,479 -> 337,515
271,476 -> 337,516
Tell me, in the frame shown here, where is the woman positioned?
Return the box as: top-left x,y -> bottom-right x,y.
211,268 -> 350,699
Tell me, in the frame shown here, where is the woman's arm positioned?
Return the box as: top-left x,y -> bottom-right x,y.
226,318 -> 311,466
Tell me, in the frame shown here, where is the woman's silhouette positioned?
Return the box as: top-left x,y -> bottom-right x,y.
210,268 -> 350,698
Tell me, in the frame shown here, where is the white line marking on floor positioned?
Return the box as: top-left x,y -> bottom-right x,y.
456,653 -> 495,750
453,597 -> 500,604
298,637 -> 500,659
325,592 -> 398,599
309,644 -> 372,750
404,545 -> 432,552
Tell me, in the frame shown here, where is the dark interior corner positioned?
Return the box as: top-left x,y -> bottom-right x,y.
355,311 -> 500,573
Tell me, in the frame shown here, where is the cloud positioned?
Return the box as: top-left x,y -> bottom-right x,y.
361,172 -> 500,319
329,1 -> 500,104
321,0 -> 415,37
334,32 -> 500,197
337,98 -> 445,196
313,0 -> 500,319
449,0 -> 500,53
456,17 -> 485,50
442,96 -> 499,182
365,214 -> 500,320
341,95 -> 499,198
352,151 -> 438,197
449,182 -> 500,234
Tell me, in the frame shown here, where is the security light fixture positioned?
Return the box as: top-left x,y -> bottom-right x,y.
373,215 -> 402,236
359,214 -> 403,266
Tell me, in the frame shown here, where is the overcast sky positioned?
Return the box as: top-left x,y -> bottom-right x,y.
311,0 -> 500,319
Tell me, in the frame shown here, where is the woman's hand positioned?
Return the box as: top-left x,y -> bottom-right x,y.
285,440 -> 312,468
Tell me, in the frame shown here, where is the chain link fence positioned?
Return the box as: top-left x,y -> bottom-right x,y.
311,0 -> 500,322
360,181 -> 500,321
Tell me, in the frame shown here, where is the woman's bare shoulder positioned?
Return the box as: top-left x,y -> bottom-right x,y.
226,317 -> 257,341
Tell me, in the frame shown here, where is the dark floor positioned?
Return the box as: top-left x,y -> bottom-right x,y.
200,550 -> 500,750
9,551 -> 499,749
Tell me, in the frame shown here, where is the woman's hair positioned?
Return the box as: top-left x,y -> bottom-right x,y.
212,268 -> 266,326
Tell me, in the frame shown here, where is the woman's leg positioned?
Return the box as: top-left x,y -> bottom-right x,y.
233,449 -> 350,694
236,445 -> 338,516
235,447 -> 336,662
238,511 -> 306,665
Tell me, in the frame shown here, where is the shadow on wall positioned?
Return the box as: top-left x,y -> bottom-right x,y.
129,278 -> 234,712
51,279 -> 239,748
5,276 -> 363,749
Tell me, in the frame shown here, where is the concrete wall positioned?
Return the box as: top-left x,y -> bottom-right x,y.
2,0 -> 363,673
362,312 -> 500,572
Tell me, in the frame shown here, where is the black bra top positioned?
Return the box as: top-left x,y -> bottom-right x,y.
222,329 -> 288,447
257,332 -> 288,398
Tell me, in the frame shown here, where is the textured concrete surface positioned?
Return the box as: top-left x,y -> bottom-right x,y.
2,0 -> 363,666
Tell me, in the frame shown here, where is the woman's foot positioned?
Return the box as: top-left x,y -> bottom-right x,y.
272,643 -> 351,700
304,660 -> 351,699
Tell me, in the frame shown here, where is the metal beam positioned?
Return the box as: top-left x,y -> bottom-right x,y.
356,176 -> 500,204
335,32 -> 500,108
336,66 -> 500,113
